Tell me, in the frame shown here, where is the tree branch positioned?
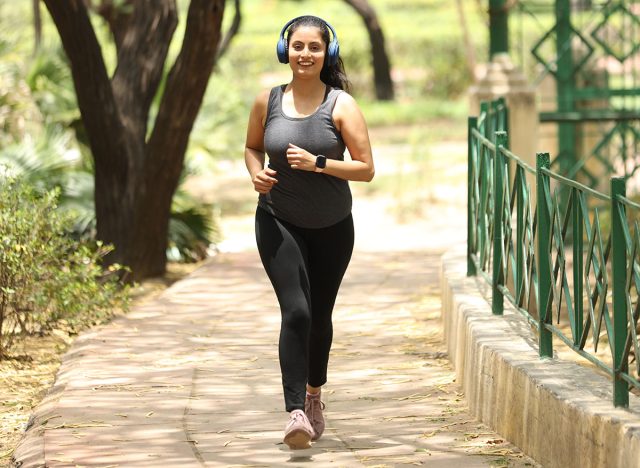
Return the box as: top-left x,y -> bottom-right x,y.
146,0 -> 224,181
100,0 -> 179,151
216,0 -> 241,61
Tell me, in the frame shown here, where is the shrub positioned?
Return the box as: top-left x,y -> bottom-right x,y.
0,174 -> 128,357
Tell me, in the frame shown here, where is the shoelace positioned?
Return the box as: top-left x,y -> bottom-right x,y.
288,410 -> 306,427
306,397 -> 325,421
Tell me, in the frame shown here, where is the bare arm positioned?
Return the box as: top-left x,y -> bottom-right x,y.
285,92 -> 375,182
244,89 -> 278,193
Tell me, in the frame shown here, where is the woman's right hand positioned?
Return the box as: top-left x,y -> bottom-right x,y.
252,167 -> 278,194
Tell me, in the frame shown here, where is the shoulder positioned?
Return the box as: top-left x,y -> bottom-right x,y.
249,88 -> 276,127
333,91 -> 361,115
251,88 -> 273,113
332,91 -> 364,127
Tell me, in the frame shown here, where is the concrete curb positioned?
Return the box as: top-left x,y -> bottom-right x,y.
440,246 -> 640,468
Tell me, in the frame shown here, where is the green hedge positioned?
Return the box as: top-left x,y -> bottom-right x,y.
0,174 -> 129,357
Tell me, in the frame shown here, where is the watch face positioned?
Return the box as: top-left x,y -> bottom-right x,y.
316,155 -> 327,168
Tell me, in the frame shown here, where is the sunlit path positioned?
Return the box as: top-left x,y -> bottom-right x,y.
12,190 -> 539,466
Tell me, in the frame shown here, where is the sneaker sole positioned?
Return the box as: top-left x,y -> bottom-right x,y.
283,429 -> 312,449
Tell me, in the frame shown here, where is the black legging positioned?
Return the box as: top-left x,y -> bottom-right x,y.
255,207 -> 354,412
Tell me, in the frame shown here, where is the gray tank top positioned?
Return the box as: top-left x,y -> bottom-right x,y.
258,84 -> 352,228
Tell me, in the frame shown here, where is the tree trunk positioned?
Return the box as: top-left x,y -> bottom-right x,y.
343,0 -> 394,100
32,0 -> 42,55
455,0 -> 477,79
42,0 -> 225,281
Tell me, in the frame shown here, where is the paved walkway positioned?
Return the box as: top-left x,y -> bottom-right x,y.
13,192 -> 538,467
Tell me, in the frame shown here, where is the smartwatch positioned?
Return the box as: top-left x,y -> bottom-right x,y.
315,154 -> 327,172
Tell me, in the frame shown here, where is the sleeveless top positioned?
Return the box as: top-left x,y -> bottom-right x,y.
258,84 -> 352,229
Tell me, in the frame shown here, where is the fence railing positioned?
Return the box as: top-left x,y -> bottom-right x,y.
468,99 -> 640,407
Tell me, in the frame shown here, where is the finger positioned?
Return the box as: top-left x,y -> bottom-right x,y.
257,174 -> 277,184
253,181 -> 270,192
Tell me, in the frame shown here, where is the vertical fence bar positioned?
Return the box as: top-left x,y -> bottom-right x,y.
611,177 -> 629,407
468,117 -> 478,276
537,153 -> 553,358
516,166 -> 524,305
492,131 -> 508,315
572,188 -> 584,346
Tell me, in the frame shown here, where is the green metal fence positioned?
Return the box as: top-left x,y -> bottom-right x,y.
468,99 -> 640,407
510,0 -> 640,189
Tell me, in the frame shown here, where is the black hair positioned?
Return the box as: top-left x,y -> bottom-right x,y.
286,15 -> 352,93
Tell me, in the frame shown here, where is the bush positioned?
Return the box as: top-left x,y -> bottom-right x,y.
0,174 -> 129,357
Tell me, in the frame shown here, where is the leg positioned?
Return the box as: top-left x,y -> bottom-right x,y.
306,214 -> 355,388
255,208 -> 311,413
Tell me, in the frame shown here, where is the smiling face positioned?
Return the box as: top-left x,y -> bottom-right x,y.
287,25 -> 327,77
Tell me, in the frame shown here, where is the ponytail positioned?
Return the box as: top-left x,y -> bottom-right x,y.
321,57 -> 351,93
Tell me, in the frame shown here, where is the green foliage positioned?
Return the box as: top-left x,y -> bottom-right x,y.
27,48 -> 81,131
359,96 -> 468,128
0,174 -> 129,357
167,164 -> 221,263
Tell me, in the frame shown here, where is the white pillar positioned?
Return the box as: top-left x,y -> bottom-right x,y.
469,53 -> 539,168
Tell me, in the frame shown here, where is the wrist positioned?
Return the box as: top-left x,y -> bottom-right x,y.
315,154 -> 327,173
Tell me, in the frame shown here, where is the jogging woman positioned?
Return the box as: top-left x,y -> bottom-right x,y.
244,14 -> 374,450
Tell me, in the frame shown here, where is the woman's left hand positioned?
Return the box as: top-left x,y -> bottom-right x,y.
286,143 -> 316,172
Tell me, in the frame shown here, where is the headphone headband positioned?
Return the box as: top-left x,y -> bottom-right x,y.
276,15 -> 340,66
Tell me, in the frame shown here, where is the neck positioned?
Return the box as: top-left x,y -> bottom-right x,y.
289,76 -> 326,96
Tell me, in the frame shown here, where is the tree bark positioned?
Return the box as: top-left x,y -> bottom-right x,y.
343,0 -> 394,100
42,0 -> 225,280
135,0 -> 224,278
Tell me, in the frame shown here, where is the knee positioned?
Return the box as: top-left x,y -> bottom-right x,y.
281,302 -> 311,332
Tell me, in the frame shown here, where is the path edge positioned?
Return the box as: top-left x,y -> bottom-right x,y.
440,245 -> 640,468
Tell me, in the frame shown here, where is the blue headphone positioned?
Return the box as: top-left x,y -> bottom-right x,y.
276,16 -> 340,66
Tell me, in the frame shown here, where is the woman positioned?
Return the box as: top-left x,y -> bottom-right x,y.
244,14 -> 375,450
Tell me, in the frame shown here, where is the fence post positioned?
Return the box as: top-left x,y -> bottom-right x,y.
572,188 -> 584,346
537,153 -> 553,358
492,131 -> 508,315
611,177 -> 629,407
468,117 -> 478,276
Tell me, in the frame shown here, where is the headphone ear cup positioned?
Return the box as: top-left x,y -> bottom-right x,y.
276,38 -> 289,64
327,41 -> 339,66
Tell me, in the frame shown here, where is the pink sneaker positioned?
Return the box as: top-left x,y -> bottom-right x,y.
305,391 -> 325,440
283,409 -> 315,449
